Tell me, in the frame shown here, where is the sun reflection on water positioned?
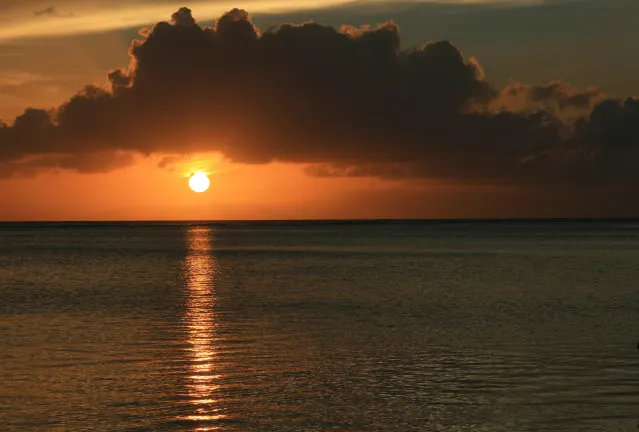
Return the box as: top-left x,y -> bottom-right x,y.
182,226 -> 226,429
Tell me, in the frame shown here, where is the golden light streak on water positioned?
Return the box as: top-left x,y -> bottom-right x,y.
181,226 -> 225,428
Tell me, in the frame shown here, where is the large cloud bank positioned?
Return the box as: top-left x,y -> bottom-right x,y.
0,7 -> 637,192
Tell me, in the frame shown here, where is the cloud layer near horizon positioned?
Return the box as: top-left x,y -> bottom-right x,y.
0,7 -> 637,191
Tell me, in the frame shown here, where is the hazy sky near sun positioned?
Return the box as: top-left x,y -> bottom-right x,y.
0,0 -> 638,220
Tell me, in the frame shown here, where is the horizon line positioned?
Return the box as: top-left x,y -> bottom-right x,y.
0,217 -> 637,225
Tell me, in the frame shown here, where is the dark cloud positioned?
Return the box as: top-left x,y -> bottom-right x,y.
34,6 -> 56,16
157,155 -> 182,171
0,7 -> 637,201
492,81 -> 605,116
33,6 -> 75,18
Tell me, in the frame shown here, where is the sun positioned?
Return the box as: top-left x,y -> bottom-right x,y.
188,171 -> 210,193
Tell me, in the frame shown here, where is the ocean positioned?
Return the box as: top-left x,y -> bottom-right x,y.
1,220 -> 638,431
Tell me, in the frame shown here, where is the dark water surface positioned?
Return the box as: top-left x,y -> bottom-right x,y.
1,221 -> 638,431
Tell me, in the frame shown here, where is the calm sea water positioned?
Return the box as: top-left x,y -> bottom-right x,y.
1,221 -> 638,431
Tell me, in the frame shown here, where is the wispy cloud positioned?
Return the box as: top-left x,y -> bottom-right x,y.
0,0 -> 541,42
0,70 -> 50,87
33,6 -> 76,18
0,0 -> 353,41
34,6 -> 56,16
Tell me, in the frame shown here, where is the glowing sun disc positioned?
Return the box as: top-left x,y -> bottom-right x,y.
189,171 -> 210,193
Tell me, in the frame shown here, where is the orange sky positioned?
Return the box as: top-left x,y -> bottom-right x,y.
0,155 -> 434,221
0,157 -> 339,220
0,153 -> 515,221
